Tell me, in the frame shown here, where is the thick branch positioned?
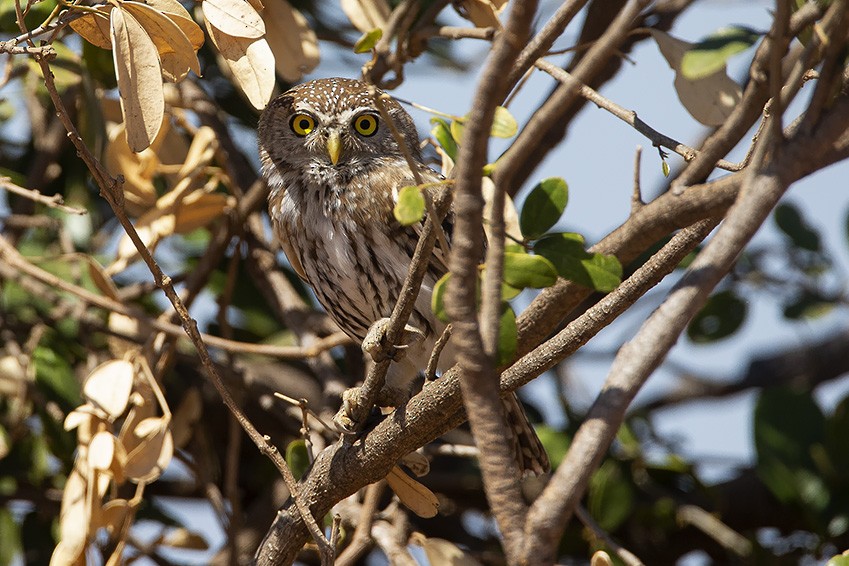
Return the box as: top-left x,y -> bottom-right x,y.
445,1 -> 539,556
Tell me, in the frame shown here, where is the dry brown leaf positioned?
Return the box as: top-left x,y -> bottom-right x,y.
262,0 -> 319,82
202,0 -> 265,38
0,355 -> 28,397
64,405 -> 109,446
146,0 -> 193,22
111,6 -> 165,152
110,177 -> 227,273
125,417 -> 174,482
166,12 -> 206,51
110,212 -> 173,273
174,191 -> 232,233
83,359 -> 135,419
88,431 -> 118,471
458,0 -> 506,28
123,0 -> 201,81
340,0 -> 390,32
145,0 -> 205,49
104,124 -> 160,214
70,7 -> 114,49
591,551 -> 614,566
161,528 -> 209,550
86,256 -> 120,300
399,451 -> 430,477
418,536 -> 483,566
118,386 -> 157,452
100,499 -> 131,536
170,388 -> 202,448
481,176 -> 521,244
178,125 -> 218,176
50,469 -> 88,566
386,465 -> 439,518
651,29 -> 742,126
107,312 -> 143,357
205,20 -> 274,109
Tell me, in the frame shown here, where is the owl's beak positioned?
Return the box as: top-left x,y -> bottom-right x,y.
326,131 -> 342,165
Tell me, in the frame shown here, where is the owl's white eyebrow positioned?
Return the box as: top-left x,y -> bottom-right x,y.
295,105 -> 375,126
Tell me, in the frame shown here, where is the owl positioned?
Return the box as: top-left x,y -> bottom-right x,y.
258,77 -> 549,475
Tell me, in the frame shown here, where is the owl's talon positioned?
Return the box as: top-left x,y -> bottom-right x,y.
362,318 -> 426,363
335,387 -> 362,432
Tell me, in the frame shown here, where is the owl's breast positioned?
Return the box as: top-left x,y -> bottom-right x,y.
272,175 -> 427,341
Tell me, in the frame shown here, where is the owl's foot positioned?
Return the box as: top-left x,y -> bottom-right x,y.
362,317 -> 425,363
334,387 -> 361,432
335,385 -> 409,432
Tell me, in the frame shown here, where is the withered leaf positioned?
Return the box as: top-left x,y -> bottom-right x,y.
340,0 -> 390,33
122,0 -> 201,81
386,465 -> 439,518
202,0 -> 265,39
111,6 -> 165,152
70,6 -> 114,49
205,19 -> 274,109
83,359 -> 135,419
262,0 -> 320,82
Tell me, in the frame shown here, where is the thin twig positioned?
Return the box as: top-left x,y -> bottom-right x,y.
534,59 -> 741,171
447,1 -> 540,558
1,176 -> 87,215
0,245 -> 353,359
31,51 -> 334,562
335,482 -> 385,566
424,323 -> 451,381
677,505 -> 752,557
631,146 -> 644,214
576,505 -> 645,566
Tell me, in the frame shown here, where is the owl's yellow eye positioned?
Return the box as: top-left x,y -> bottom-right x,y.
290,113 -> 315,136
353,114 -> 378,136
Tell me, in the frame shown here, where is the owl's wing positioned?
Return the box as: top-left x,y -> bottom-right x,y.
406,165 -> 452,278
278,231 -> 308,282
268,186 -> 309,281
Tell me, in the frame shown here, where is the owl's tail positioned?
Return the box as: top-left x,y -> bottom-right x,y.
503,392 -> 550,476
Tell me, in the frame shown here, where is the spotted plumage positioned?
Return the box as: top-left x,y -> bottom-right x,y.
258,77 -> 549,475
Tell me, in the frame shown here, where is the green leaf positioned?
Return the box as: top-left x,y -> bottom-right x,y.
519,177 -> 569,239
687,290 -> 747,343
490,106 -> 518,138
774,202 -> 821,251
353,27 -> 383,53
502,252 -> 558,289
661,159 -> 670,177
754,387 -> 826,504
589,460 -> 635,532
535,425 -> 570,469
826,395 -> 849,477
681,26 -> 762,80
0,506 -> 21,566
394,185 -> 425,226
827,556 -> 849,566
501,281 -> 521,301
783,291 -> 834,320
755,387 -> 826,467
449,119 -> 464,144
34,346 -> 79,408
446,107 -> 516,143
430,118 -> 458,161
431,273 -> 451,323
496,302 -> 517,367
534,233 -> 622,292
285,440 -> 310,480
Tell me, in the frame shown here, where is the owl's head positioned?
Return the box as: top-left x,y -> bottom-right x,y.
258,77 -> 421,173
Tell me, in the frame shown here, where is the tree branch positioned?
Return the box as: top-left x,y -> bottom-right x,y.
445,1 -> 539,556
